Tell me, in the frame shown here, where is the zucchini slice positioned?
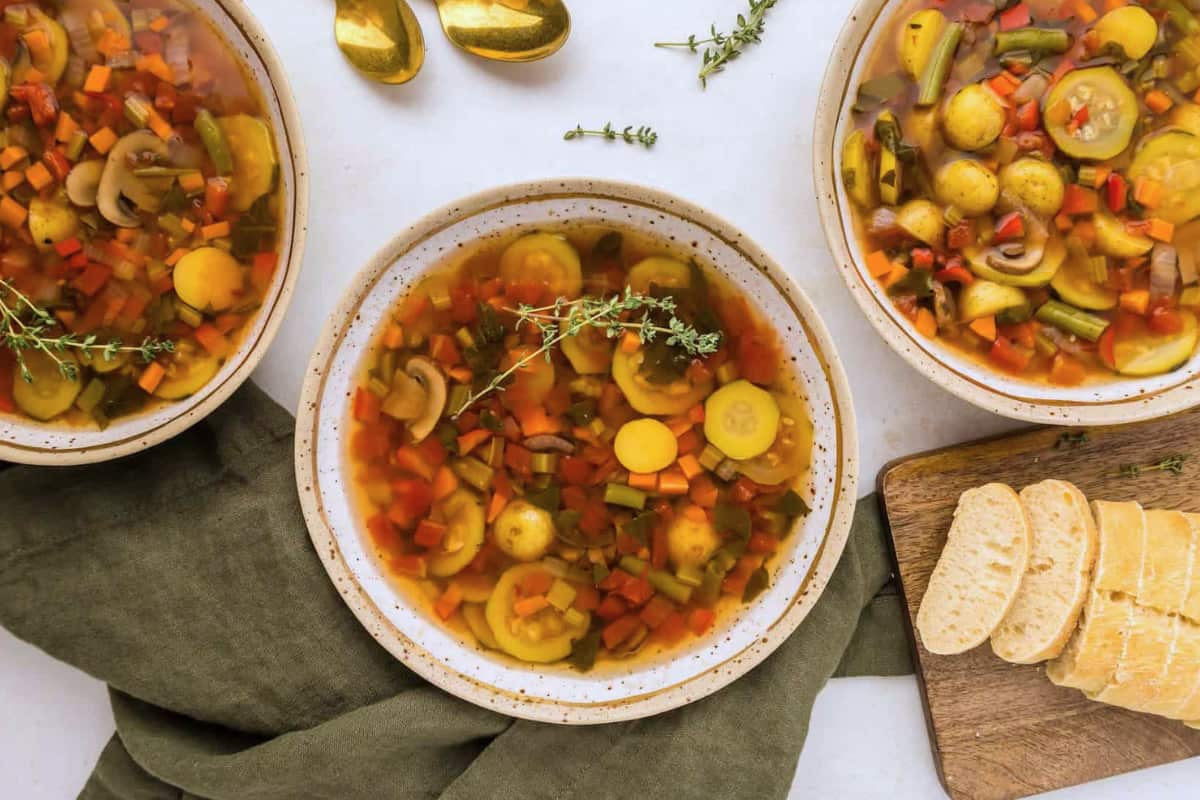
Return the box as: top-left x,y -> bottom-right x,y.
964,238 -> 1067,288
959,280 -> 1029,322
1113,312 -> 1199,376
1051,255 -> 1118,311
12,351 -> 81,421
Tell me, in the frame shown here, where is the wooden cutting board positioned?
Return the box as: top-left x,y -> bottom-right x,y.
880,408 -> 1200,800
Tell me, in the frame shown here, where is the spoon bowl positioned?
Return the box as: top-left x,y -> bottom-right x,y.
335,0 -> 425,84
432,0 -> 569,63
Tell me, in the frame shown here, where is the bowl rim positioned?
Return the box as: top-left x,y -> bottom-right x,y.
0,0 -> 309,466
813,0 -> 1200,426
293,177 -> 860,724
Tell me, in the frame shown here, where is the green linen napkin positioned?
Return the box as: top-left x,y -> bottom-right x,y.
0,384 -> 912,800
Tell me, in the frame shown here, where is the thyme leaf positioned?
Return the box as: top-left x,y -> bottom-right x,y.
655,0 -> 778,88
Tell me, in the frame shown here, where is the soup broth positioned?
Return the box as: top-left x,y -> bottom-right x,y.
347,225 -> 814,669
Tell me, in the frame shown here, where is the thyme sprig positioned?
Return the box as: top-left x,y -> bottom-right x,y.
563,123 -> 658,148
452,289 -> 722,417
655,0 -> 778,87
0,278 -> 175,383
1118,454 -> 1189,479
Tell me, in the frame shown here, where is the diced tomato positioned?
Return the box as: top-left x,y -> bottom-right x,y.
394,444 -> 436,481
413,519 -> 447,549
747,532 -> 779,555
998,1 -> 1029,29
558,455 -> 593,485
449,283 -> 478,324
518,569 -> 554,597
595,593 -> 629,621
934,264 -> 974,285
602,614 -> 643,650
946,220 -> 975,250
988,336 -> 1033,373
387,478 -> 433,529
687,608 -> 717,636
365,513 -> 398,550
911,248 -> 935,270
580,498 -> 611,537
1016,100 -> 1039,132
617,575 -> 654,607
639,595 -> 676,629
353,387 -> 382,423
1149,304 -> 1185,335
504,443 -> 533,476
993,212 -> 1025,243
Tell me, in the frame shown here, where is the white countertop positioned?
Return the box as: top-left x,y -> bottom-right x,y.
1,0 -> 1196,796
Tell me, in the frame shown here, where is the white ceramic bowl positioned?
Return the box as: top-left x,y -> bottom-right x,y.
814,0 -> 1200,426
295,179 -> 858,724
0,0 -> 307,465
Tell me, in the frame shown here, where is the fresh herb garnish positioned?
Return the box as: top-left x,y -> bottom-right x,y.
1118,455 -> 1189,479
655,0 -> 778,87
568,629 -> 602,671
742,566 -> 770,603
714,503 -> 752,541
0,278 -> 174,383
231,195 -> 278,259
1056,431 -> 1089,449
776,489 -> 810,518
452,289 -> 722,416
563,123 -> 658,148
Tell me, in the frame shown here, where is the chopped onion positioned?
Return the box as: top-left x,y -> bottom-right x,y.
63,55 -> 87,89
61,9 -> 98,64
106,51 -> 136,69
166,29 -> 192,86
1012,73 -> 1049,105
866,207 -> 903,242
1150,244 -> 1179,299
1040,325 -> 1093,357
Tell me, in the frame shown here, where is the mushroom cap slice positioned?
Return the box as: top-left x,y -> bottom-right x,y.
405,356 -> 447,443
98,131 -> 170,228
65,160 -> 105,207
986,240 -> 1047,275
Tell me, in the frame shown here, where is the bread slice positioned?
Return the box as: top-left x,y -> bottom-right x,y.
1138,509 -> 1193,614
1091,500 -> 1146,596
1171,619 -> 1200,720
1047,590 -> 1134,693
916,483 -> 1032,656
1157,616 -> 1200,719
1090,605 -> 1176,713
1182,513 -> 1200,624
990,480 -> 1098,664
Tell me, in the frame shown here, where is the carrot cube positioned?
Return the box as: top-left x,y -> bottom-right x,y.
0,147 -> 28,170
83,65 -> 112,93
89,127 -> 119,155
25,161 -> 54,191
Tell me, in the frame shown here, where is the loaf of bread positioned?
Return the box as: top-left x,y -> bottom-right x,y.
920,482 -> 1200,727
915,483 -> 1031,656
991,480 -> 1097,664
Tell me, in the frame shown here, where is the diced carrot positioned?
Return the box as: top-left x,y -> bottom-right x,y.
687,608 -> 717,636
518,570 -> 554,597
1048,352 -> 1086,386
54,237 -> 83,258
617,574 -> 655,607
865,249 -> 893,278
21,67 -> 45,85
514,405 -> 561,437
178,171 -> 206,194
687,403 -> 705,424
213,313 -> 243,334
22,29 -> 50,62
193,323 -> 230,356
0,147 -> 27,171
1144,218 -> 1175,243
431,465 -> 459,501
914,307 -> 937,339
572,584 -> 600,612
135,53 -> 174,82
394,444 -> 436,481
89,127 -> 119,155
2,171 -> 23,191
1133,177 -> 1163,209
1061,184 -> 1098,216
83,65 -> 112,94
382,322 -> 405,349
513,594 -> 549,618
137,362 -> 166,394
1145,90 -> 1173,115
628,471 -> 659,491
988,70 -> 1022,97
0,196 -> 27,229
434,583 -> 464,620
149,15 -> 170,32
677,453 -> 704,481
620,330 -> 640,353
250,252 -> 277,291
639,595 -> 676,629
689,474 -> 719,508
456,429 -> 492,456
882,264 -> 909,291
1073,0 -> 1097,22
413,519 -> 447,549
447,366 -> 473,384
353,386 -> 382,423
428,333 -> 461,366
968,315 -> 997,341
201,221 -> 231,240
666,415 -> 692,437
180,218 -> 197,233
391,554 -> 427,578
1119,289 -> 1150,315
658,468 -> 690,496
54,112 -> 78,143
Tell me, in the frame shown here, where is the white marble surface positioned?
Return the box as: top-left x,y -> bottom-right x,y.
0,0 -> 1196,797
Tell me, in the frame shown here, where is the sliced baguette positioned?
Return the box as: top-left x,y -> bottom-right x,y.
1158,616 -> 1200,719
1047,590 -> 1134,693
990,480 -> 1098,664
1172,620 -> 1200,720
916,483 -> 1032,656
1138,509 -> 1193,614
1091,500 -> 1146,596
1182,513 -> 1200,624
1089,605 -> 1177,713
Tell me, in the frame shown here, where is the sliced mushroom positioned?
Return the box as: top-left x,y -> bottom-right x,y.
97,131 -> 169,228
986,239 -> 1047,274
381,370 -> 427,421
523,434 -> 575,454
405,356 -> 447,443
65,160 -> 104,207
932,282 -> 958,332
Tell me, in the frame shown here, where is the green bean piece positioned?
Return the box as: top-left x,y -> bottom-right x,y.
742,567 -> 770,603
194,109 -> 234,175
994,27 -> 1071,56
1158,0 -> 1200,35
1035,300 -> 1110,342
604,482 -> 647,510
917,22 -> 965,107
74,378 -> 106,413
530,452 -> 559,475
451,457 -> 494,492
618,556 -> 694,604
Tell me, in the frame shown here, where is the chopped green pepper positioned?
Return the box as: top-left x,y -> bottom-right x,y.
194,109 -> 234,175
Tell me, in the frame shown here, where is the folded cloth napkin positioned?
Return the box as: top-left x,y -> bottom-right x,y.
0,383 -> 912,800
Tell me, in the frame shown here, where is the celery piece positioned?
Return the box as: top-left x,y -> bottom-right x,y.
563,608 -> 587,629
569,376 -> 604,397
483,436 -> 506,468
194,110 -> 234,175
367,377 -> 390,398
994,27 -> 1071,55
377,350 -> 397,384
429,290 -> 452,311
445,384 -> 470,417
546,579 -> 577,611
592,562 -> 610,584
1077,166 -> 1098,187
618,556 -> 694,604
65,129 -> 88,161
604,482 -> 646,510
124,93 -> 153,129
133,167 -> 200,178
1035,300 -> 1110,342
1160,0 -> 1200,35
587,418 -> 606,438
454,326 -> 476,350
715,362 -> 739,385
175,299 -> 204,328
1034,331 -> 1059,358
943,205 -> 964,227
675,563 -> 704,588
530,452 -> 559,474
451,457 -> 494,492
698,443 -> 726,471
75,378 -> 106,413
1088,256 -> 1109,284
694,561 -> 726,607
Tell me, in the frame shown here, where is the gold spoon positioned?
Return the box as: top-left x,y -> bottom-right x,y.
432,0 -> 570,63
334,0 -> 425,84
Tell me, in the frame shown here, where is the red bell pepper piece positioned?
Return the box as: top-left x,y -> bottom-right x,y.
1106,173 -> 1128,213
993,212 -> 1025,244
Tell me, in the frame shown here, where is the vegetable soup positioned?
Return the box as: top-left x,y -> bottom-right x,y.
348,226 -> 814,669
843,0 -> 1200,385
0,0 -> 282,426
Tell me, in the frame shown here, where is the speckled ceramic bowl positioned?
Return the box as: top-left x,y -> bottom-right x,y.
295,179 -> 858,724
815,0 -> 1200,426
0,0 -> 307,466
